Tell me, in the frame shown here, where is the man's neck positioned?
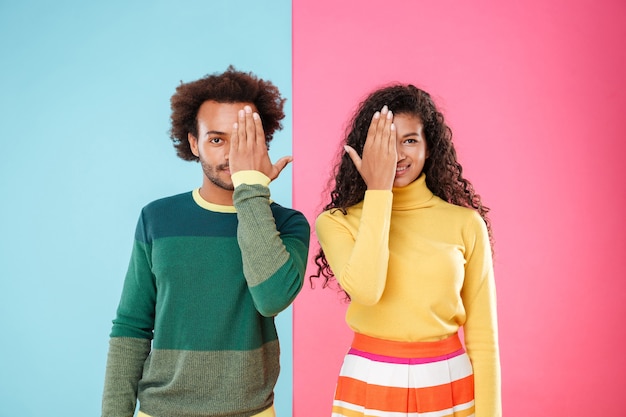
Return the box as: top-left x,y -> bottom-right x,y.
198,184 -> 234,206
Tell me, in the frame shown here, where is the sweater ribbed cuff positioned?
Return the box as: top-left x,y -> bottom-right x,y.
232,171 -> 271,188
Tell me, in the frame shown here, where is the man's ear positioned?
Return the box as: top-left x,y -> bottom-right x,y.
188,133 -> 199,157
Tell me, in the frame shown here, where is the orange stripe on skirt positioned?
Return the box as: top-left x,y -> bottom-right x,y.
351,332 -> 463,358
332,333 -> 475,417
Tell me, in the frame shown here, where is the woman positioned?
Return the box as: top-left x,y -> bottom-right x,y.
313,84 -> 501,416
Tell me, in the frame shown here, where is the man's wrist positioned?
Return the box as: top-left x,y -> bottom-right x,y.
232,170 -> 271,188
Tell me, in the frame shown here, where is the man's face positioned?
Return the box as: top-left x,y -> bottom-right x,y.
188,100 -> 257,198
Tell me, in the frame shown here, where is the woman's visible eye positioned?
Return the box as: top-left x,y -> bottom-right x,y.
404,138 -> 418,144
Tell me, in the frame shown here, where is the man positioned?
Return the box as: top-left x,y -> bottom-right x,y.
102,67 -> 310,417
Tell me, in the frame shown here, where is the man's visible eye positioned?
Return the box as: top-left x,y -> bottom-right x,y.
209,137 -> 223,144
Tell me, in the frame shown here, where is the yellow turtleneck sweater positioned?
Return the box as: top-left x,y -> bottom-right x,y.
315,173 -> 501,417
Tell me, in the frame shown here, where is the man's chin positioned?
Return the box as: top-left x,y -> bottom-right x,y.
216,182 -> 235,192
206,177 -> 234,192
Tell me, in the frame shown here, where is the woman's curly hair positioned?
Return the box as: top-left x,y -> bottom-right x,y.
311,84 -> 493,293
169,65 -> 286,161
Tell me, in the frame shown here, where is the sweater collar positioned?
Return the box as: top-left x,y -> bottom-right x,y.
392,173 -> 435,210
192,188 -> 237,213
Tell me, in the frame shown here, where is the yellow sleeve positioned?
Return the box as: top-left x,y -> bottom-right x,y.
461,211 -> 501,416
315,190 -> 393,305
231,170 -> 271,188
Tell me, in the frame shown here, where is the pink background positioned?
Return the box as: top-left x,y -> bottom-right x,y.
291,0 -> 626,415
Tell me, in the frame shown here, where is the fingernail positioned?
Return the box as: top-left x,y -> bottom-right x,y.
381,105 -> 388,113
252,112 -> 259,120
233,122 -> 238,129
239,110 -> 244,117
343,145 -> 350,152
391,123 -> 396,130
373,111 -> 380,119
244,106 -> 252,113
387,110 -> 393,120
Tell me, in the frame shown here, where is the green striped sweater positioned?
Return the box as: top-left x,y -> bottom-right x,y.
102,180 -> 310,417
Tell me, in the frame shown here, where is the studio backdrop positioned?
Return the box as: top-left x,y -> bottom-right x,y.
1,1 -> 625,416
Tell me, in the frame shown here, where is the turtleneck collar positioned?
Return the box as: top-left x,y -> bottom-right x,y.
391,173 -> 435,210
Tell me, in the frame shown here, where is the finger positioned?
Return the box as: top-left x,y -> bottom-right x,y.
272,156 -> 293,178
252,111 -> 266,148
381,109 -> 394,148
230,122 -> 239,154
389,122 -> 397,154
244,106 -> 256,147
373,105 -> 390,146
364,111 -> 381,149
344,145 -> 362,172
237,109 -> 247,149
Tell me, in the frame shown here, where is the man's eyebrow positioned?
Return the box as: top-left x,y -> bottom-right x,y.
205,130 -> 228,136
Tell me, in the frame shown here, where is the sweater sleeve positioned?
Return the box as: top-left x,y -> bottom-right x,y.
102,214 -> 155,417
102,337 -> 151,417
460,212 -> 501,417
315,190 -> 393,305
232,171 -> 310,317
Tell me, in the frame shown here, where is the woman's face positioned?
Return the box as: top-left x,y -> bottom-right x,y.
392,113 -> 429,188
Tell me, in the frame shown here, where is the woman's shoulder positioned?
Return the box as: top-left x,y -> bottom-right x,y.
315,202 -> 364,231
432,197 -> 485,226
317,206 -> 353,222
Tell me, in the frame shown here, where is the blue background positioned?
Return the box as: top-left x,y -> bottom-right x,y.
0,1 -> 294,415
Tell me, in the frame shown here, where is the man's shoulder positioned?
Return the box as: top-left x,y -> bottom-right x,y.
269,202 -> 305,218
137,191 -> 198,232
269,203 -> 310,231
135,191 -> 235,241
142,191 -> 194,213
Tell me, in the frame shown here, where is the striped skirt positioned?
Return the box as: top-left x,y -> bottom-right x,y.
332,333 -> 475,417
